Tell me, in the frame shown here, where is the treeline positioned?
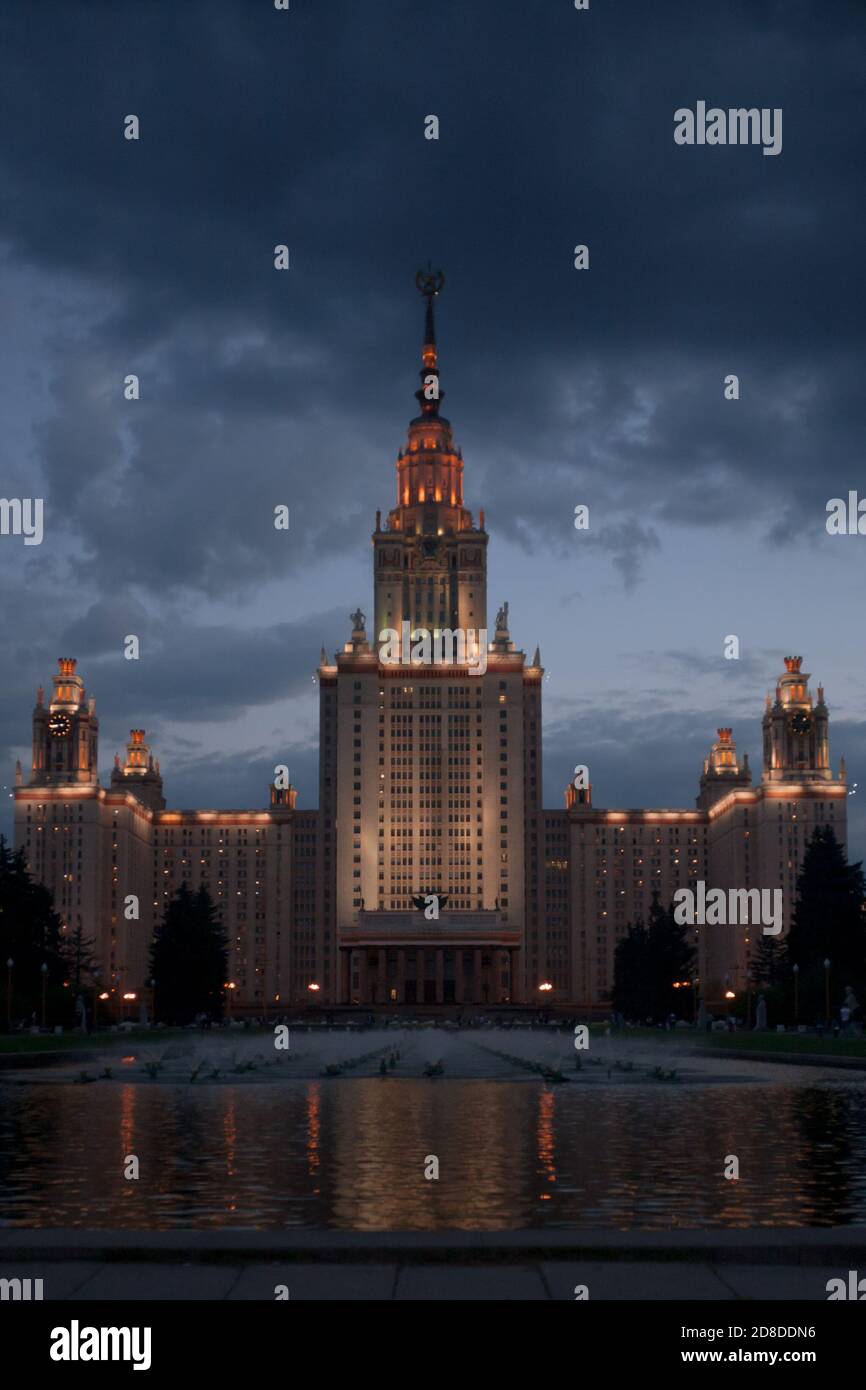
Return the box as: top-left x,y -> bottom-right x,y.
0,838 -> 227,1028
612,827 -> 866,1026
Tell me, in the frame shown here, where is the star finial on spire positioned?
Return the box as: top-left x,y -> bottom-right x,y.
416,262 -> 444,344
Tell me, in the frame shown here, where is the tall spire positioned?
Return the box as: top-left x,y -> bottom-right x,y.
372,270 -> 487,640
415,264 -> 444,418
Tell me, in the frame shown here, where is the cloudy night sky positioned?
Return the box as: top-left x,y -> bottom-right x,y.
1,0 -> 864,855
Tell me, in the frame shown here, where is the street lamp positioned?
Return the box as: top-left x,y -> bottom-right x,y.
537,981 -> 553,1023
225,981 -> 236,1021
793,963 -> 799,1025
5,958 -> 13,1032
824,958 -> 831,1025
41,962 -> 48,1029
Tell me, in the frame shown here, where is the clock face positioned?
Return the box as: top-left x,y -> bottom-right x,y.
789,710 -> 812,736
48,713 -> 71,738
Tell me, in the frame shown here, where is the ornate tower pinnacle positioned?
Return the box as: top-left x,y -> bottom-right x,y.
372,270 -> 488,641
110,728 -> 165,810
28,657 -> 99,787
697,726 -> 751,808
762,654 -> 833,783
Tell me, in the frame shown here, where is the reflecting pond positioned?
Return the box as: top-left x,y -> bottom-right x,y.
2,1029 -> 866,1229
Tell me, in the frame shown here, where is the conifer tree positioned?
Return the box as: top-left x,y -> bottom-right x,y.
753,934 -> 782,990
612,919 -> 651,1020
785,827 -> 866,1018
647,889 -> 696,1020
0,836 -> 70,1025
149,884 -> 228,1024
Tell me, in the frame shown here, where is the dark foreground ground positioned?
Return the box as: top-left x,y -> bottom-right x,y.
4,1028 -> 865,1299
2,1228 -> 865,1300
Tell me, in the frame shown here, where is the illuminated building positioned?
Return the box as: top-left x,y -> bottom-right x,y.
13,282 -> 848,1013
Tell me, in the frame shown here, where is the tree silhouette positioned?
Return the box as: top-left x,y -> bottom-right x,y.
646,889 -> 695,1020
0,836 -> 70,1025
612,918 -> 651,1020
63,922 -> 98,991
149,884 -> 228,1024
785,826 -> 866,1019
753,934 -> 782,990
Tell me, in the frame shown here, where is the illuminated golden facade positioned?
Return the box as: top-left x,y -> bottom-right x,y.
12,286 -> 848,1015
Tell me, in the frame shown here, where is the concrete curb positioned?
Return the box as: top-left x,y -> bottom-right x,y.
695,1047 -> 866,1070
0,1050 -> 102,1069
2,1227 -> 865,1266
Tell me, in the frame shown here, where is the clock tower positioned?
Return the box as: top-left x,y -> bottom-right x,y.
372,268 -> 488,646
762,655 -> 832,783
30,657 -> 99,787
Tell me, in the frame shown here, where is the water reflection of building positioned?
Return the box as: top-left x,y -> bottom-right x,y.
13,281 -> 847,1013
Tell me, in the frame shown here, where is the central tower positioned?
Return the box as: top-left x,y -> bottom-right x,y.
373,268 -> 488,641
322,269 -> 544,1008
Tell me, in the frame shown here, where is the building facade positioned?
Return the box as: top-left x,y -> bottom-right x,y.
13,279 -> 848,1016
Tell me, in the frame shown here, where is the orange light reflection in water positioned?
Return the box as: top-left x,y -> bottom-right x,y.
224,1096 -> 238,1213
119,1084 -> 137,1197
536,1088 -> 557,1201
307,1083 -> 321,1188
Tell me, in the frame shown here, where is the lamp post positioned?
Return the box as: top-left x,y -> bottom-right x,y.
723,974 -> 736,1027
41,962 -> 48,1029
746,969 -> 753,1030
793,963 -> 799,1025
5,958 -> 13,1032
538,980 -> 553,1024
824,958 -> 831,1026
671,979 -> 691,1024
692,975 -> 700,1024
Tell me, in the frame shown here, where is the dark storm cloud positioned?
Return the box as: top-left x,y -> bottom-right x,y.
1,0 -> 864,846
543,701 -> 718,813
0,582 -> 338,785
57,603 -> 343,723
0,0 -> 862,601
161,742 -> 321,816
544,698 -> 863,829
636,648 -> 775,685
31,342 -> 376,595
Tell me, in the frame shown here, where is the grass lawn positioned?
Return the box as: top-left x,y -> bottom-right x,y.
699,1030 -> 866,1059
590,1025 -> 866,1059
0,1028 -> 191,1054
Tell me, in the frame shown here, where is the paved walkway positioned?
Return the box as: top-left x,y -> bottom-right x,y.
3,1229 -> 863,1300
0,1258 -> 851,1299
